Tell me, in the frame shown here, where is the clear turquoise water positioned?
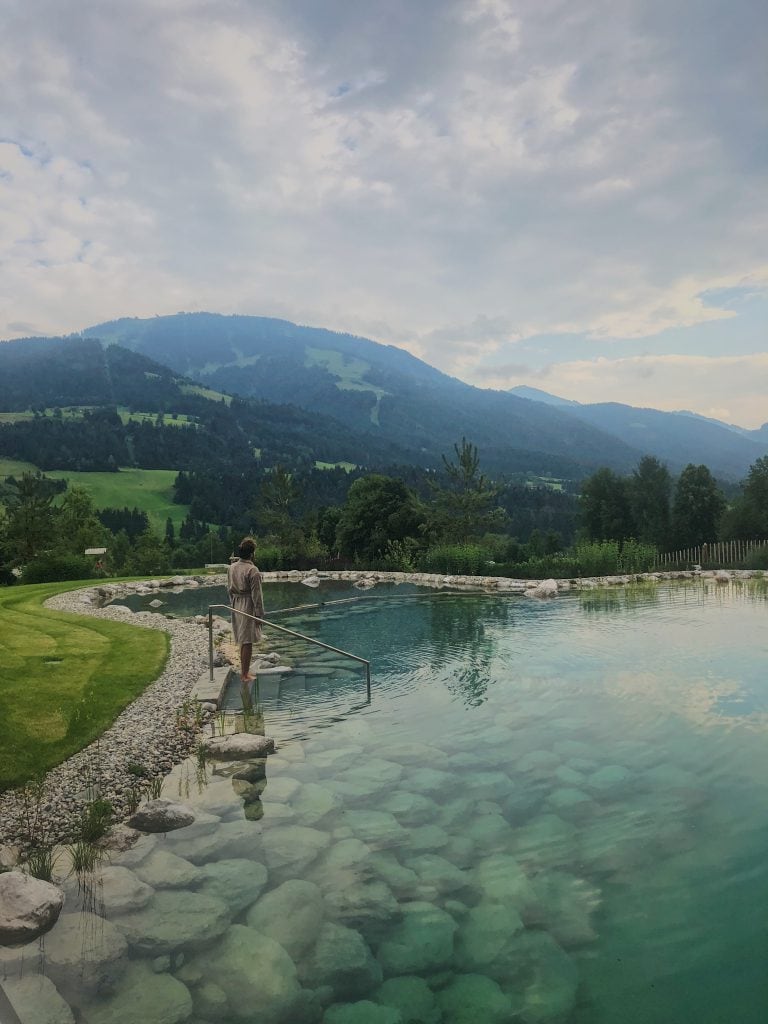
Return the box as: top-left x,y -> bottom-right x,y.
7,580 -> 768,1023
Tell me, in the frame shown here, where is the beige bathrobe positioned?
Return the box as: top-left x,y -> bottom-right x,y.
227,558 -> 264,643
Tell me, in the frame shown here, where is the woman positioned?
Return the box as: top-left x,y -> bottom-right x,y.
226,536 -> 264,682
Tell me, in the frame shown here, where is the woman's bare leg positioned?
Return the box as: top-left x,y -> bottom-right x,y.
240,643 -> 254,681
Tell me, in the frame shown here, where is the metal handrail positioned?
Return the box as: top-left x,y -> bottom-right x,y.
208,604 -> 371,700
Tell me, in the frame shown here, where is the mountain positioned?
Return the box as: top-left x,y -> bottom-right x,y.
508,385 -> 580,408
518,398 -> 766,481
79,313 -> 644,477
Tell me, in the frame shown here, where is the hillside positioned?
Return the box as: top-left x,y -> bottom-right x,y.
509,385 -> 767,481
81,313 -> 644,477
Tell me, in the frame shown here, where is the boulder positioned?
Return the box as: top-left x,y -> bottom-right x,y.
245,880 -> 325,959
343,811 -> 408,848
77,961 -> 192,1024
2,974 -> 75,1024
261,825 -> 331,874
112,890 -> 230,955
133,850 -> 202,889
437,974 -> 514,1024
453,901 -> 524,977
197,858 -> 268,914
300,922 -> 382,998
42,912 -> 127,1000
324,1002 -> 402,1024
0,872 -> 64,946
374,975 -> 440,1024
203,734 -> 275,760
376,902 -> 457,977
203,924 -> 302,1022
126,800 -> 195,834
525,579 -> 558,599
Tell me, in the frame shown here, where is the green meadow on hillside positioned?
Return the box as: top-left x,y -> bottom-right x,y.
46,468 -> 189,531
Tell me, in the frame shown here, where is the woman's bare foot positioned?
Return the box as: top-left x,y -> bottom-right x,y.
240,673 -> 255,683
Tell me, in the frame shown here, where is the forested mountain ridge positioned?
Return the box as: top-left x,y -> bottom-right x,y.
509,386 -> 768,480
78,313 -> 645,476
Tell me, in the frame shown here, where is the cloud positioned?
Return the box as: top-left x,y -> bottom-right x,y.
0,0 -> 765,412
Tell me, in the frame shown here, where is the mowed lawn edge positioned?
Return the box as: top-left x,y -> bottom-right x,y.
0,581 -> 169,791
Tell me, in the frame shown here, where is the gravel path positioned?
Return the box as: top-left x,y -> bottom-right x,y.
0,581 -> 219,848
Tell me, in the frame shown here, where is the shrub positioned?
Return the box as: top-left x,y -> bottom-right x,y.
420,544 -> 490,575
745,544 -> 768,570
78,798 -> 114,843
23,555 -> 97,584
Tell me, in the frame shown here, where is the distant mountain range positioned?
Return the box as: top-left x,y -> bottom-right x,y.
1,313 -> 764,481
508,385 -> 767,479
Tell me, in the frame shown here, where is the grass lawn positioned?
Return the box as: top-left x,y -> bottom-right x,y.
0,457 -> 39,477
47,468 -> 190,531
0,580 -> 169,791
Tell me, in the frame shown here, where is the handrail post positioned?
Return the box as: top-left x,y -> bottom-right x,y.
208,607 -> 214,683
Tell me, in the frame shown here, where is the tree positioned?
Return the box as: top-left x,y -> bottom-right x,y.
256,465 -> 301,547
629,456 -> 672,549
5,473 -> 56,561
164,517 -> 176,548
579,468 -> 635,541
56,486 -> 109,555
725,456 -> 768,539
336,475 -> 423,562
671,464 -> 726,548
428,438 -> 506,543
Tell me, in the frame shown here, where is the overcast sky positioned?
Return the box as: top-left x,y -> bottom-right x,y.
2,0 -> 766,425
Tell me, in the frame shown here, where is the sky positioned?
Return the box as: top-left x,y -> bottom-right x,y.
1,0 -> 766,426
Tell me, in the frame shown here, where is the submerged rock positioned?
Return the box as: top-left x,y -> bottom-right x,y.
204,924 -> 303,1022
88,866 -> 154,915
245,879 -> 325,958
324,1001 -> 402,1024
374,975 -> 441,1024
203,734 -> 276,760
3,974 -> 75,1024
454,901 -> 524,976
77,961 -> 192,1024
43,912 -> 127,1001
0,872 -> 64,946
437,974 -> 515,1024
301,921 -> 383,998
197,857 -> 268,914
376,902 -> 458,977
112,889 -> 230,955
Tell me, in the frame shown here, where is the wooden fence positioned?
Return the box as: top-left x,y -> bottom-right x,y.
655,539 -> 768,569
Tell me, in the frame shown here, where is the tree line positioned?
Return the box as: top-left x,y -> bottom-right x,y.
1,445 -> 767,584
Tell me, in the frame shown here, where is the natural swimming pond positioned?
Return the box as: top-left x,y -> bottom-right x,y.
5,580 -> 768,1023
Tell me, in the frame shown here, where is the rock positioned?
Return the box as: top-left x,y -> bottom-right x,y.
197,858 -> 268,914
262,825 -> 331,874
0,872 -> 64,946
465,814 -> 515,854
587,764 -> 632,794
203,734 -> 275,760
406,825 -> 450,854
133,850 -> 202,889
715,569 -> 731,583
0,845 -> 19,870
406,768 -> 453,797
193,981 -> 228,1021
245,880 -> 325,959
2,974 -> 75,1024
43,912 -> 127,1000
525,579 -> 558,599
512,813 -> 577,870
149,599 -> 164,608
454,902 -> 524,977
78,961 -> 192,1024
527,871 -> 601,947
376,902 -> 457,977
473,854 -> 537,915
290,783 -> 343,825
127,800 -> 195,833
301,576 -> 321,587
367,853 -> 420,899
324,879 -> 399,935
343,811 -> 408,848
379,792 -> 440,827
374,975 -> 441,1024
87,866 -> 154,915
324,1002 -> 403,1024
112,890 -> 230,955
405,854 -> 470,896
514,930 -> 578,1023
301,922 -> 382,998
437,974 -> 514,1024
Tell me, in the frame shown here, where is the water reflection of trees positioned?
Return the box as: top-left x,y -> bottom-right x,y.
428,595 -> 514,707
579,583 -> 660,615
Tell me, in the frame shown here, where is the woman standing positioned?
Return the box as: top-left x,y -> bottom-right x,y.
227,537 -> 264,682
